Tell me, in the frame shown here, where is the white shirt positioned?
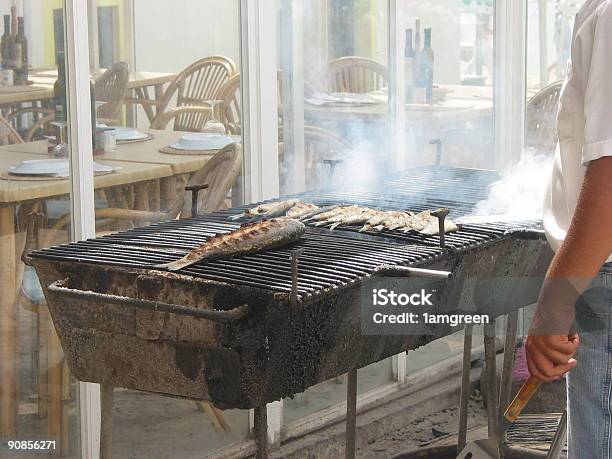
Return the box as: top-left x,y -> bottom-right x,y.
544,0 -> 612,260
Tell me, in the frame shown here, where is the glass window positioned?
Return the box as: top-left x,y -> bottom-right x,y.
525,0 -> 584,157
0,2 -> 80,457
3,0 -> 248,457
85,1 -> 248,456
278,0 -> 396,425
278,0 -> 499,427
526,0 -> 583,92
402,0 -> 496,169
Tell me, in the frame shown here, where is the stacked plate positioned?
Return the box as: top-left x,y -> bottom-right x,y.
306,92 -> 382,106
8,159 -> 118,178
169,133 -> 239,151
112,127 -> 150,142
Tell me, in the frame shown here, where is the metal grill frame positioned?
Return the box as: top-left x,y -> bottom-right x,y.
29,165 -> 554,409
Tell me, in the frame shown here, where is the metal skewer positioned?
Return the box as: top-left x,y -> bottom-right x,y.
291,249 -> 304,306
431,208 -> 450,248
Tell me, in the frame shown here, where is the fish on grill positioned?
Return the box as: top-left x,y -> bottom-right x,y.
286,202 -> 319,219
299,205 -> 341,221
420,219 -> 459,235
231,199 -> 301,220
313,206 -> 379,228
157,218 -> 306,272
309,205 -> 358,223
327,208 -> 383,230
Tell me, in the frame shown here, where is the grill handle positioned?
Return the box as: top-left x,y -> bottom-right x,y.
48,279 -> 249,324
375,265 -> 453,280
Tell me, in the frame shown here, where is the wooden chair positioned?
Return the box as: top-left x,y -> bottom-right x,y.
42,143 -> 242,242
151,56 -> 236,132
218,70 -> 316,135
526,81 -> 563,156
279,125 -> 351,191
150,106 -> 214,131
95,61 -> 130,125
0,114 -> 24,145
326,56 -> 388,93
217,73 -> 241,135
186,141 -> 242,214
7,108 -> 55,142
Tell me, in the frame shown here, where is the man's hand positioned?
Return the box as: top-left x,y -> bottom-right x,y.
525,333 -> 579,382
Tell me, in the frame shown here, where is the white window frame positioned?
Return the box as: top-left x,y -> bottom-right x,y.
494,0 -> 527,168
64,1 -> 100,458
387,0 -> 407,173
279,0 -> 306,194
240,0 -> 281,203
240,0 -> 283,448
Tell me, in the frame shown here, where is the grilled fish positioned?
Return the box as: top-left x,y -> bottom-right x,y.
360,213 -> 386,231
396,211 -> 432,232
312,205 -> 359,225
329,209 -> 379,230
157,218 -> 306,272
299,205 -> 341,221
230,199 -> 301,220
286,202 -> 319,219
420,220 -> 459,235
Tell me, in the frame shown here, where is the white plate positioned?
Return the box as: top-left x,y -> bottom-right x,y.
170,133 -> 238,151
112,127 -> 149,141
306,92 -> 382,106
9,159 -> 118,177
405,99 -> 475,111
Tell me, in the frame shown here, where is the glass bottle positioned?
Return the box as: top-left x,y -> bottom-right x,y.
1,15 -> 11,69
418,28 -> 434,103
13,17 -> 27,84
54,52 -> 67,122
404,28 -> 415,104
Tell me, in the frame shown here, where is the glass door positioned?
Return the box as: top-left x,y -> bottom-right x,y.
0,1 -> 80,457
84,0 -> 250,456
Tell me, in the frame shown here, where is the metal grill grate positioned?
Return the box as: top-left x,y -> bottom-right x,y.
32,218 -> 533,299
31,166 -> 540,299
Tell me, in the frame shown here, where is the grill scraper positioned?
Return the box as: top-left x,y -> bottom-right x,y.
456,375 -> 542,459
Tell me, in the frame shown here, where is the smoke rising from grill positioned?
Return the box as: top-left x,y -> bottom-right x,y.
467,149 -> 553,221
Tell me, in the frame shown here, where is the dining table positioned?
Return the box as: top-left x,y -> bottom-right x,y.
304,84 -> 493,125
0,69 -> 177,124
303,84 -> 494,167
0,128 -> 235,444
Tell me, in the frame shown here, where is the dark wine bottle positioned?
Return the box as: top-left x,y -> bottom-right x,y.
54,52 -> 67,122
9,18 -> 23,84
90,80 -> 99,153
10,6 -> 16,37
1,15 -> 11,69
14,17 -> 27,84
405,29 -> 416,104
418,28 -> 434,103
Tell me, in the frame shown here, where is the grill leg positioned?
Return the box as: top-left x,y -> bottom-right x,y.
484,321 -> 498,437
499,312 -> 519,421
100,384 -> 114,459
546,409 -> 567,459
346,368 -> 358,459
498,312 -> 519,457
254,405 -> 268,459
458,324 -> 473,452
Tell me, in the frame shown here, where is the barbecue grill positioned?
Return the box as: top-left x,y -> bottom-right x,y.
29,165 -> 553,458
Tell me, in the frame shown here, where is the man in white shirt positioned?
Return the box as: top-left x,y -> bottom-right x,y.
526,0 -> 612,456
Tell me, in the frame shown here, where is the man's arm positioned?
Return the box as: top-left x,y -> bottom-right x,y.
526,156 -> 612,382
